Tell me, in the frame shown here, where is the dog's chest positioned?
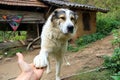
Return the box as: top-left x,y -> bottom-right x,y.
41,27 -> 70,54
51,40 -> 67,53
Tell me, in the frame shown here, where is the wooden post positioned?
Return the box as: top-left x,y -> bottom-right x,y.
37,24 -> 40,37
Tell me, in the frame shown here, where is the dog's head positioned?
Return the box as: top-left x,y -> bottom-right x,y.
51,8 -> 78,34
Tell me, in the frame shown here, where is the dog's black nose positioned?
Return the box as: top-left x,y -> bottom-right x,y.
67,25 -> 74,33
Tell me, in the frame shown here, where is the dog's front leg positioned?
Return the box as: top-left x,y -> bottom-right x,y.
56,58 -> 62,80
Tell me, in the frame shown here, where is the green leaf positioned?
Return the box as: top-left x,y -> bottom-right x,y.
111,76 -> 120,80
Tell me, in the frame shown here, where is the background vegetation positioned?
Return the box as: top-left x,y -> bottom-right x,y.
68,0 -> 120,80
0,31 -> 26,57
103,29 -> 120,80
68,0 -> 120,52
0,31 -> 26,42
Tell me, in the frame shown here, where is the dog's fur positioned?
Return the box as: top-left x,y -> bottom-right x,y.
33,8 -> 78,80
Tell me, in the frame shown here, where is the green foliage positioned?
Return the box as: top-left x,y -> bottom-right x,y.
0,31 -> 26,42
103,47 -> 120,73
10,31 -> 26,41
103,26 -> 120,79
96,17 -> 120,35
112,29 -> 120,47
111,72 -> 120,80
76,32 -> 105,46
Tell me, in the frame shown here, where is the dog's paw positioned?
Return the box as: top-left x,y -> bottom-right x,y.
33,55 -> 47,68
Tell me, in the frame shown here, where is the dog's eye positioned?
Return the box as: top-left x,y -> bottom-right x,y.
60,17 -> 65,20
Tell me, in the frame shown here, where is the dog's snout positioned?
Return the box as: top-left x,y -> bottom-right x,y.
67,25 -> 74,33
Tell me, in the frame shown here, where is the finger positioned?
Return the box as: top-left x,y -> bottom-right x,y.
16,52 -> 32,72
16,52 -> 24,63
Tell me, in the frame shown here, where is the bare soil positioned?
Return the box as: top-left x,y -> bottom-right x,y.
0,35 -> 114,80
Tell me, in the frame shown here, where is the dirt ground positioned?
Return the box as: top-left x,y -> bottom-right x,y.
0,35 -> 114,80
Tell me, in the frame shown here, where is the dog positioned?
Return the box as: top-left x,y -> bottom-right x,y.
33,8 -> 78,80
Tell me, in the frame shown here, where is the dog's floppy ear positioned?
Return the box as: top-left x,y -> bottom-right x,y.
74,12 -> 78,20
73,12 -> 78,24
51,10 -> 58,21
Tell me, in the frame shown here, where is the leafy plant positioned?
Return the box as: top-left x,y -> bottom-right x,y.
103,47 -> 120,73
112,29 -> 120,47
0,31 -> 26,42
96,17 -> 119,36
104,29 -> 120,73
111,72 -> 120,80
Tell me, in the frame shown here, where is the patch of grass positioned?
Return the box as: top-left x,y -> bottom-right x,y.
68,70 -> 113,80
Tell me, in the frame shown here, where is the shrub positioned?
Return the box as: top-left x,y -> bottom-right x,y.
111,71 -> 120,80
75,32 -> 105,47
112,29 -> 120,47
103,47 -> 120,73
103,28 -> 120,73
97,17 -> 120,36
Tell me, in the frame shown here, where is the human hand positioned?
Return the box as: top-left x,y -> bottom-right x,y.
15,52 -> 45,80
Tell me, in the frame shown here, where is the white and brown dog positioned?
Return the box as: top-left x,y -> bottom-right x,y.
33,8 -> 78,80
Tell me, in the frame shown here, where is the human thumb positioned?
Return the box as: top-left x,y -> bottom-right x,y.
16,52 -> 32,72
16,52 -> 24,63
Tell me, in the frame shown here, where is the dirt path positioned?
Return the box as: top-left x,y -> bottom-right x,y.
0,35 -> 114,80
